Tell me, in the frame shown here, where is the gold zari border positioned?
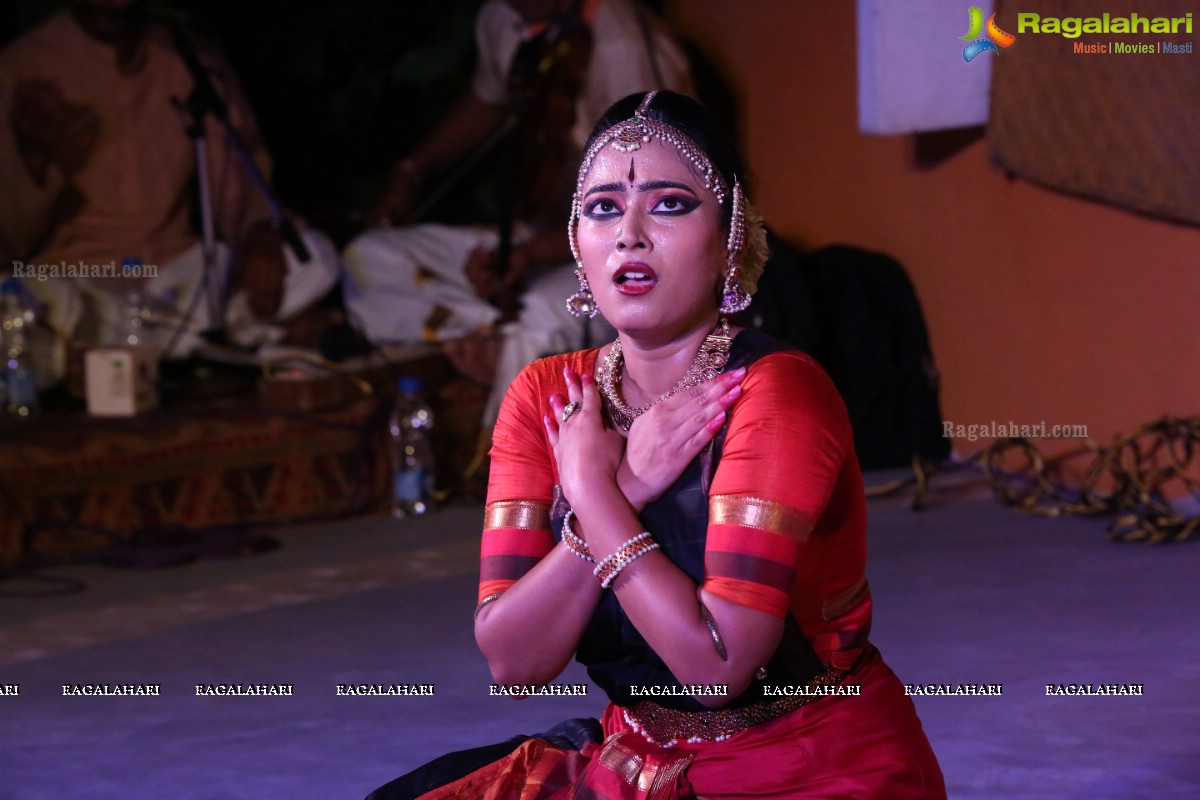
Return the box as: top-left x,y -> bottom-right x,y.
822,575 -> 869,621
709,495 -> 812,541
484,500 -> 550,531
597,737 -> 644,785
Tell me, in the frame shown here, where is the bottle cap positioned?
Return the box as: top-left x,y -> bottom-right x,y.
1,278 -> 20,295
396,376 -> 423,393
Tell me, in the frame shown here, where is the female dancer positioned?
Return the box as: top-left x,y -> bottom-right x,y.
378,89 -> 946,799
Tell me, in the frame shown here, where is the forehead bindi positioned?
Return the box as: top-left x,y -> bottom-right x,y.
585,143 -> 706,195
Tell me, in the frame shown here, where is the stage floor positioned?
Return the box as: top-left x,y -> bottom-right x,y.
1,470 -> 1197,799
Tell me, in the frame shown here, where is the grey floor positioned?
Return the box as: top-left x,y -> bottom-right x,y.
1,470 -> 1198,800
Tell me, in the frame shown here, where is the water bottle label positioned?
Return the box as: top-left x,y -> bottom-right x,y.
5,368 -> 37,405
394,468 -> 432,503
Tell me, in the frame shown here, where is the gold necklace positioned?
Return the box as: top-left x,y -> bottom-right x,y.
597,317 -> 733,432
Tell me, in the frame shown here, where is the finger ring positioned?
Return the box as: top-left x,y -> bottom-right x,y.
561,401 -> 580,423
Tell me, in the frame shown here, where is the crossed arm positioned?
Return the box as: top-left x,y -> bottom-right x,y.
475,355 -> 841,707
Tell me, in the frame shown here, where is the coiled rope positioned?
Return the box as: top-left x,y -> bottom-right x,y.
979,415 -> 1200,544
867,416 -> 1200,544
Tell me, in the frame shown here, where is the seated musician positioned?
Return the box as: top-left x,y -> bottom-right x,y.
0,0 -> 340,368
342,0 -> 692,424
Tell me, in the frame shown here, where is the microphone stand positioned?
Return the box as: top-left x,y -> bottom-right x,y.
164,19 -> 309,347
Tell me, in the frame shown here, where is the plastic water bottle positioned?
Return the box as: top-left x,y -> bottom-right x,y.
389,376 -> 436,517
112,257 -> 146,348
117,289 -> 145,347
1,278 -> 40,418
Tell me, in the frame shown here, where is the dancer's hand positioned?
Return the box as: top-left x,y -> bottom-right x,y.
617,368 -> 745,511
545,367 -> 624,507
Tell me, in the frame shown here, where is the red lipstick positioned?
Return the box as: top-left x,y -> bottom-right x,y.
614,263 -> 658,296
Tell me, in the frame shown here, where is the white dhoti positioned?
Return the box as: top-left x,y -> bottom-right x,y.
24,228 -> 341,364
342,223 -> 615,424
343,223 -> 503,344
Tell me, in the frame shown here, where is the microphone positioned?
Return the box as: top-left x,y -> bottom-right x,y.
150,0 -> 312,267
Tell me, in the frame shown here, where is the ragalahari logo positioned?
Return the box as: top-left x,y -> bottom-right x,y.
961,7 -> 1017,61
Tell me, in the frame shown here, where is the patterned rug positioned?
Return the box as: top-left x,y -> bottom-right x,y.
0,397 -> 391,566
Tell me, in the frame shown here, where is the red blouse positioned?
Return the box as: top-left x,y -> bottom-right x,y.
479,340 -> 871,672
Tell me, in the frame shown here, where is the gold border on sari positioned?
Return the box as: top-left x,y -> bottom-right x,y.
709,495 -> 813,542
484,500 -> 550,531
597,735 -> 645,785
647,752 -> 696,797
822,575 -> 869,621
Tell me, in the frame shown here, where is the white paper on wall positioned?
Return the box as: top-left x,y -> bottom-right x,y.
857,0 -> 995,134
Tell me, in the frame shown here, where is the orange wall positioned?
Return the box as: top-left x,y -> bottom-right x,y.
666,0 -> 1200,451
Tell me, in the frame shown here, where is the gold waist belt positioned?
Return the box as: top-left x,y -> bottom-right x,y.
622,667 -> 847,748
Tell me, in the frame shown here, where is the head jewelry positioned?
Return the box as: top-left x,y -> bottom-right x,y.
566,91 -> 761,318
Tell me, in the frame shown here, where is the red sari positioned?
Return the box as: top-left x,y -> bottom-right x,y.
426,331 -> 945,799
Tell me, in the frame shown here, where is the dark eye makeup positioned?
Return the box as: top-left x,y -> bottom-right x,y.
650,195 -> 700,215
582,197 -> 621,219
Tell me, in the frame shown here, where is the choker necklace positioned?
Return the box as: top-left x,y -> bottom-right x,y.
598,317 -> 733,432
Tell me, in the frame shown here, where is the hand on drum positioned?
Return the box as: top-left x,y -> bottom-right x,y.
463,246 -> 500,300
231,219 -> 291,321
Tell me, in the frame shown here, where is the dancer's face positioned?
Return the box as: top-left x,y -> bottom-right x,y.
575,138 -> 726,339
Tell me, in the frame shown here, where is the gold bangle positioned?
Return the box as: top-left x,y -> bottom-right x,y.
699,602 -> 728,661
474,592 -> 502,621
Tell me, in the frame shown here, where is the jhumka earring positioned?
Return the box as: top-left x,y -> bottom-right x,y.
566,269 -> 598,318
720,180 -> 751,315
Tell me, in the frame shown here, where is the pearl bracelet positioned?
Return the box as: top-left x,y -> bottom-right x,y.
594,531 -> 658,588
561,510 -> 594,562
